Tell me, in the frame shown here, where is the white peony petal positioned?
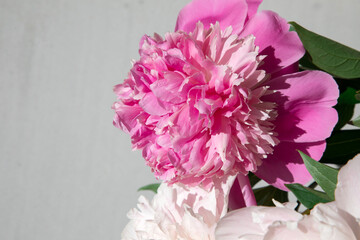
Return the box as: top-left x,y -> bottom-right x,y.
121,175 -> 235,239
310,203 -> 360,240
217,155 -> 360,240
215,206 -> 302,239
335,154 -> 360,219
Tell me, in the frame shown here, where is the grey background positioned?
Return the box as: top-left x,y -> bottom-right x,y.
1,0 -> 359,239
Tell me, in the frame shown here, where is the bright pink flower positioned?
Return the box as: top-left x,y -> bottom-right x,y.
113,0 -> 338,197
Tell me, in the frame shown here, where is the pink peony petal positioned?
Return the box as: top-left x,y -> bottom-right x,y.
151,72 -> 186,104
245,0 -> 263,20
228,176 -> 246,211
139,92 -> 171,116
169,104 -> 206,151
267,71 -> 339,108
255,141 -> 327,190
271,62 -> 299,79
275,105 -> 338,143
335,154 -> 360,219
265,71 -> 339,143
112,103 -> 143,133
175,0 -> 248,34
239,11 -> 305,73
228,174 -> 256,210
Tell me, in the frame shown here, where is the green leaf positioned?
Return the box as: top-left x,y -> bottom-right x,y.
334,104 -> 355,130
138,183 -> 160,193
337,87 -> 360,105
336,78 -> 360,90
286,183 -> 332,209
299,52 -> 320,71
350,115 -> 360,127
248,172 -> 261,187
254,185 -> 288,206
299,151 -> 338,200
321,130 -> 360,164
290,22 -> 360,79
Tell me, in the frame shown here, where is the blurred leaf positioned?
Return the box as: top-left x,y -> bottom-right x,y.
138,183 -> 160,193
333,85 -> 360,130
321,130 -> 360,164
337,87 -> 360,105
334,104 -> 355,130
286,183 -> 332,209
302,209 -> 311,215
290,22 -> 360,79
336,78 -> 360,90
253,185 -> 288,206
350,115 -> 360,127
299,52 -> 320,71
248,172 -> 261,187
299,151 -> 338,199
289,25 -> 296,32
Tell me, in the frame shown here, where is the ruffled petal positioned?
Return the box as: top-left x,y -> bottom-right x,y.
215,206 -> 302,240
114,1 -> 339,189
122,175 -> 236,239
112,103 -> 143,133
255,141 -> 326,190
239,11 -> 305,73
175,0 -> 248,34
335,154 -> 360,219
309,203 -> 360,240
265,70 -> 339,143
263,215 -> 320,240
139,92 -> 171,116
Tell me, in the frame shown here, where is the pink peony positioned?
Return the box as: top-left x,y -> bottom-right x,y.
113,0 -> 338,198
215,155 -> 360,240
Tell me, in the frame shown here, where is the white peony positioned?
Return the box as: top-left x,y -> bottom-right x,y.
215,154 -> 360,240
121,175 -> 235,240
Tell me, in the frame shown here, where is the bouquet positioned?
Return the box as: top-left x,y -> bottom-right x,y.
112,0 -> 360,239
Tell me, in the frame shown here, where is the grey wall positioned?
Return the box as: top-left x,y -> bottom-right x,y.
0,0 -> 359,239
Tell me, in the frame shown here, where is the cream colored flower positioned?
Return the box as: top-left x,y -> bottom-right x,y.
122,175 -> 235,240
216,154 -> 360,240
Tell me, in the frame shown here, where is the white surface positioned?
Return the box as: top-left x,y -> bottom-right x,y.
0,0 -> 359,239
